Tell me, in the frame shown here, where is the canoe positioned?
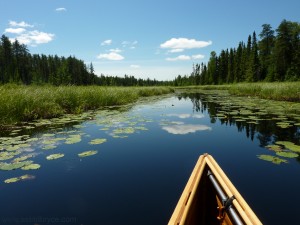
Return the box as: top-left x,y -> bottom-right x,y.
168,154 -> 262,225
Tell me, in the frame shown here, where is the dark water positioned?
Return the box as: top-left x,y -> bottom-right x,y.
0,92 -> 300,225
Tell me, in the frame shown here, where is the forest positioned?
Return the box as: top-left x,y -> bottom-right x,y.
0,35 -> 168,86
174,19 -> 300,86
1,19 -> 299,87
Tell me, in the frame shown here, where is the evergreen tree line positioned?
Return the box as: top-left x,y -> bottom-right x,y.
0,35 -> 169,86
174,19 -> 300,86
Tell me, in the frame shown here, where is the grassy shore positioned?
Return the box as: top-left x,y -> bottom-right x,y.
177,82 -> 300,102
0,85 -> 174,125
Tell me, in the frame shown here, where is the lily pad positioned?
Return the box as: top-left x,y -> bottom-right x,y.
78,150 -> 98,157
275,141 -> 300,153
46,153 -> 64,160
276,151 -> 298,158
42,145 -> 57,150
0,160 -> 33,171
4,177 -> 20,184
89,138 -> 107,145
21,163 -> 41,170
65,135 -> 81,144
4,174 -> 35,184
266,145 -> 282,152
257,154 -> 288,164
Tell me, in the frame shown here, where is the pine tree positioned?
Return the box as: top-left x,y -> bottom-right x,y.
258,24 -> 275,80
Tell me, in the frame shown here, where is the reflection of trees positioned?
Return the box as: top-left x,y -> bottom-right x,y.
177,93 -> 300,147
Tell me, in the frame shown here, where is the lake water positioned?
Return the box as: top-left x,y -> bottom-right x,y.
1,91 -> 300,225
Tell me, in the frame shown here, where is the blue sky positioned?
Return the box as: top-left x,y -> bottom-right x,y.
1,0 -> 299,81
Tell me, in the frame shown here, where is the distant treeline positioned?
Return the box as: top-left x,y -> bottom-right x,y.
174,19 -> 300,86
0,35 -> 169,86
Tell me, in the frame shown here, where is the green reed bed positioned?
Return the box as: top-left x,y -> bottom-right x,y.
0,85 -> 174,124
227,82 -> 300,102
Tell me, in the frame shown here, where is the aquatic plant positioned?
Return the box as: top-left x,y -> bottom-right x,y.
276,151 -> 298,158
21,163 -> 41,170
46,153 -> 64,160
0,85 -> 174,125
275,141 -> 300,153
89,138 -> 107,145
78,150 -> 98,157
257,154 -> 288,164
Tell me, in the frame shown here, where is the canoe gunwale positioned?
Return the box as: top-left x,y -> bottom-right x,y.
168,154 -> 262,225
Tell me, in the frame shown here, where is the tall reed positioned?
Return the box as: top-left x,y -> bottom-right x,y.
0,85 -> 174,124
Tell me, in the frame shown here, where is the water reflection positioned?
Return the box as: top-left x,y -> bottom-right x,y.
162,124 -> 212,135
177,91 -> 300,162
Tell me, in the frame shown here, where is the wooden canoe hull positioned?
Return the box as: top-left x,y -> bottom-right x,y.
168,154 -> 262,225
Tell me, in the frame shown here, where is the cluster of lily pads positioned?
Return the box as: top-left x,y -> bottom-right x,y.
257,141 -> 300,164
183,91 -> 300,165
0,107 -> 154,184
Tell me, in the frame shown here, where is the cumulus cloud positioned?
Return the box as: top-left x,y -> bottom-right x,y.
166,55 -> 191,61
55,7 -> 66,12
10,31 -> 55,45
192,54 -> 205,60
5,28 -> 26,34
5,21 -> 54,46
168,48 -> 184,53
130,65 -> 140,69
162,124 -> 212,135
109,48 -> 122,53
9,20 -> 33,28
97,52 -> 124,60
101,39 -> 112,46
160,38 -> 212,50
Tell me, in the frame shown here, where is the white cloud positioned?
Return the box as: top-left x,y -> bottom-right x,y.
97,52 -> 124,60
101,39 -> 112,46
166,55 -> 191,61
160,38 -> 212,49
5,21 -> 54,46
9,21 -> 33,28
13,31 -> 55,45
162,124 -> 212,135
55,8 -> 67,12
166,113 -> 205,119
122,40 -> 138,48
109,48 -> 122,53
5,28 -> 26,34
169,48 -> 184,53
29,30 -> 55,44
130,65 -> 140,69
192,54 -> 205,60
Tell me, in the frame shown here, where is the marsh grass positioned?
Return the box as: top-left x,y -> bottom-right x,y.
178,82 -> 300,102
227,82 -> 300,102
0,85 -> 174,124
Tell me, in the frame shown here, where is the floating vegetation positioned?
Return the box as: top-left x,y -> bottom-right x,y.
4,177 -> 20,184
42,145 -> 57,150
276,122 -> 292,129
0,160 -> 33,171
65,134 -> 81,144
276,151 -> 298,158
266,145 -> 282,152
46,153 -> 64,160
113,127 -> 135,135
89,138 -> 107,145
275,141 -> 300,153
12,154 -> 33,162
257,154 -> 288,164
4,174 -> 35,184
21,163 -> 41,170
78,150 -> 98,157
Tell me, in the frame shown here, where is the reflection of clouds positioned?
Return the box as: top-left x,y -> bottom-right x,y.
162,124 -> 212,135
166,113 -> 204,119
